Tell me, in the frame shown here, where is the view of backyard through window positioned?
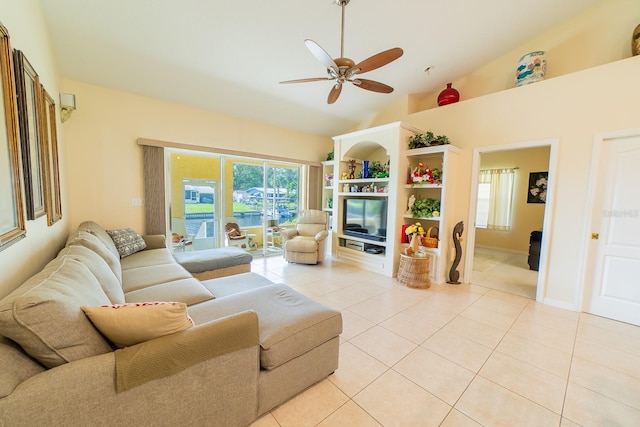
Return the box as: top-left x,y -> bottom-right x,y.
170,151 -> 301,255
231,162 -> 299,228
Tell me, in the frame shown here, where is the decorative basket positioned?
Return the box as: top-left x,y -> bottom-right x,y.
422,227 -> 439,248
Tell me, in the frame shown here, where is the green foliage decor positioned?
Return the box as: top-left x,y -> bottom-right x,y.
408,130 -> 450,149
411,197 -> 440,218
367,160 -> 390,178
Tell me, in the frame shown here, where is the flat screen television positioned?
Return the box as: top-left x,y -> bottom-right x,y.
343,197 -> 388,242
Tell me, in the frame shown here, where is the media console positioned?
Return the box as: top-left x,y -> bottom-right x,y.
340,238 -> 386,255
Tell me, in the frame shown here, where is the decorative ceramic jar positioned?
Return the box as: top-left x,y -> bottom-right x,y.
633,24 -> 640,56
437,83 -> 460,106
515,51 -> 546,86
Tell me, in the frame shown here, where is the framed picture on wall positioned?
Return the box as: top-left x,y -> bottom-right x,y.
527,171 -> 548,204
14,49 -> 46,220
40,85 -> 62,225
0,23 -> 26,251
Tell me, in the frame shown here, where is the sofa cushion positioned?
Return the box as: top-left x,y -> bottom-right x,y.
0,337 -> 45,398
121,264 -> 193,293
82,302 -> 194,348
173,247 -> 253,274
0,258 -> 113,368
125,278 -> 214,306
187,284 -> 342,370
57,245 -> 125,304
200,272 -> 275,298
285,237 -> 319,253
66,230 -> 123,284
106,228 -> 147,258
77,220 -> 120,260
120,248 -> 176,271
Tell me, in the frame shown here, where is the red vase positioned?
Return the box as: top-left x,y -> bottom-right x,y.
437,83 -> 460,106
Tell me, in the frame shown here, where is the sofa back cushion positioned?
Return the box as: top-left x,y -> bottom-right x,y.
0,258 -> 113,368
0,337 -> 45,398
67,230 -> 122,284
57,245 -> 125,304
77,220 -> 120,260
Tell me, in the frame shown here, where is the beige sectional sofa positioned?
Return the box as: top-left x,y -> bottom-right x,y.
0,221 -> 342,426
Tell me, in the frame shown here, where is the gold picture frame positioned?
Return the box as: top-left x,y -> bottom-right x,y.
40,86 -> 62,225
0,23 -> 26,250
14,49 -> 45,220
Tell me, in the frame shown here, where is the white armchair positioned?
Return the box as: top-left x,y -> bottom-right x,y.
281,210 -> 329,264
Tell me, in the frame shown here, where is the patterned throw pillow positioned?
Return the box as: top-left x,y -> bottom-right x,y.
81,302 -> 194,348
106,228 -> 147,258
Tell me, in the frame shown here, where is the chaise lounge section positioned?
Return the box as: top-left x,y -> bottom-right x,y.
0,221 -> 342,426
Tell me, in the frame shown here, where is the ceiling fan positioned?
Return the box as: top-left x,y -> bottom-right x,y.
280,0 -> 403,104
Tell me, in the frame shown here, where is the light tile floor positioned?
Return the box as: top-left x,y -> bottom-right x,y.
249,256 -> 640,427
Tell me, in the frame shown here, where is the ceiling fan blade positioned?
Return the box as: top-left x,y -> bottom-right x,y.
354,47 -> 403,74
353,78 -> 394,93
327,83 -> 342,104
280,77 -> 331,84
304,39 -> 339,74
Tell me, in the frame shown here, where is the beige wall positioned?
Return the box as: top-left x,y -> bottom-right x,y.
363,0 -> 640,309
0,0 -> 70,299
61,81 -> 332,235
475,147 -> 550,253
410,0 -> 640,111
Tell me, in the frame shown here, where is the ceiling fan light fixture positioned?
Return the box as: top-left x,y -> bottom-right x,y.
280,0 -> 402,104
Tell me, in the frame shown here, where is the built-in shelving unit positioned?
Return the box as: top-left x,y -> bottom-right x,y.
331,122 -> 421,277
328,122 -> 461,283
399,144 -> 461,283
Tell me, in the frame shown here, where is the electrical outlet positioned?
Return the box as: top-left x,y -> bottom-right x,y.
131,198 -> 144,206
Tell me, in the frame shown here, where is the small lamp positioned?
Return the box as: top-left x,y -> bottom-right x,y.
59,93 -> 76,123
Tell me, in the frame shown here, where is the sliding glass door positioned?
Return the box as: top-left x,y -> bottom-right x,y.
169,149 -> 302,257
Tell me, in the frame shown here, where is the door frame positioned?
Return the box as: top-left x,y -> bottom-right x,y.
463,138 -> 559,302
578,128 -> 640,313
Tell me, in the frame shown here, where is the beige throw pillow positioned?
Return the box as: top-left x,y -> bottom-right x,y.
82,302 -> 194,348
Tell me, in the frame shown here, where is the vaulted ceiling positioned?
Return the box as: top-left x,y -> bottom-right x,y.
38,0 -> 600,136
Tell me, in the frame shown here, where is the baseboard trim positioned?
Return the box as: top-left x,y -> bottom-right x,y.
541,297 -> 579,312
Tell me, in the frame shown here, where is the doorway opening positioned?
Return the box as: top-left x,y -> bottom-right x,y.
464,139 -> 558,301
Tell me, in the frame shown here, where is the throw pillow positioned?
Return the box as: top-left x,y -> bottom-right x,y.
82,302 -> 194,348
106,228 -> 147,258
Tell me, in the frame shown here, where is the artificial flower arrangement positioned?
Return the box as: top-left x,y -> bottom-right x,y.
325,173 -> 334,185
405,221 -> 426,237
410,163 -> 433,184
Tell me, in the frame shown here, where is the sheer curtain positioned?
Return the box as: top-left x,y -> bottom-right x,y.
478,168 -> 516,231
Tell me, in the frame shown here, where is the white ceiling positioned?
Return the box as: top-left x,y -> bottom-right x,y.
38,0 -> 600,137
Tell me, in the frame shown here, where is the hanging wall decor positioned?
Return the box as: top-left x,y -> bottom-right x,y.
14,49 -> 45,220
527,171 -> 548,204
0,23 -> 26,250
632,24 -> 640,56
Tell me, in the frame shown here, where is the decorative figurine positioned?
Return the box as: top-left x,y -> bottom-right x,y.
406,195 -> 415,215
348,159 -> 356,179
447,221 -> 464,284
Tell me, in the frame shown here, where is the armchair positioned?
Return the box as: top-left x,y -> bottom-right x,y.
225,223 -> 248,249
281,210 -> 329,264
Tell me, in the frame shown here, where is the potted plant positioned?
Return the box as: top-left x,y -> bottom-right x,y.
411,197 -> 441,218
408,131 -> 450,149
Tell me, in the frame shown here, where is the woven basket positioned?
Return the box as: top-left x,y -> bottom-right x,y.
422,227 -> 438,248
397,254 -> 431,289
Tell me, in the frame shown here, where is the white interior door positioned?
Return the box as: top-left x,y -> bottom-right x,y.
586,132 -> 640,326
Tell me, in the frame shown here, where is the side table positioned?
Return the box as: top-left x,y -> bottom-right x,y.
397,253 -> 431,289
